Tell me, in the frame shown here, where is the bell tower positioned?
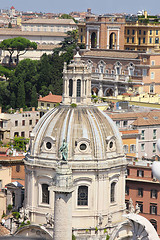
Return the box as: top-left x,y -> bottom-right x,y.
63,48 -> 92,105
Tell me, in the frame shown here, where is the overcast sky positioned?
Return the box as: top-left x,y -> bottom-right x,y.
1,0 -> 160,15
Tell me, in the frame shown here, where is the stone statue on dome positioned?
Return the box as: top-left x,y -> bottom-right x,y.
59,139 -> 68,161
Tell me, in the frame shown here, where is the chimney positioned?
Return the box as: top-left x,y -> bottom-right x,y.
20,108 -> 23,113
32,107 -> 35,112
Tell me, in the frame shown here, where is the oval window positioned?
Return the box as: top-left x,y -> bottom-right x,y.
109,141 -> 113,149
80,143 -> 87,151
46,142 -> 52,149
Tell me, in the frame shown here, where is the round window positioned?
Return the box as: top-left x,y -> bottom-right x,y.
80,143 -> 87,151
46,142 -> 52,149
109,141 -> 113,149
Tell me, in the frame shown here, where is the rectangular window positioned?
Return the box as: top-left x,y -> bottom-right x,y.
29,120 -> 32,125
156,30 -> 158,35
47,103 -> 50,107
132,37 -> 134,43
137,170 -> 144,177
150,30 -> 152,35
143,31 -> 146,35
130,144 -> 136,153
143,37 -> 145,44
127,29 -> 130,35
149,37 -> 152,44
116,120 -> 120,128
127,37 -> 129,43
151,189 -> 157,199
41,103 -> 44,106
132,29 -> 135,35
21,132 -> 25,137
22,120 -> 25,126
138,188 -> 143,197
16,165 -> 20,172
123,145 -> 128,153
153,129 -> 157,139
0,180 -> 2,189
125,186 -> 129,195
127,168 -> 130,176
151,72 -> 155,79
136,201 -> 143,213
123,120 -> 128,127
14,132 -> 19,137
141,130 -> 145,140
143,69 -> 147,76
155,37 -> 159,44
141,143 -> 145,151
15,120 -> 18,127
150,204 -> 157,215
151,60 -> 155,66
153,143 -> 156,152
139,30 -> 141,35
150,84 -> 154,93
138,37 -> 141,45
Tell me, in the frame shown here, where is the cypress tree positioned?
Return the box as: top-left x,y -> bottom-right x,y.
17,79 -> 25,108
31,85 -> 38,107
10,92 -> 16,109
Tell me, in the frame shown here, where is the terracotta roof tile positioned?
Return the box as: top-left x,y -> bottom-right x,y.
38,93 -> 62,103
83,50 -> 139,59
0,29 -> 67,37
22,18 -> 76,25
110,111 -> 160,126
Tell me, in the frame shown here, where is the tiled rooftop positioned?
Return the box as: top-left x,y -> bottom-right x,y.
83,50 -> 139,59
38,93 -> 62,103
22,18 -> 76,25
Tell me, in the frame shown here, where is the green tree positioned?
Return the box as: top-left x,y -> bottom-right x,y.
10,92 -> 16,109
17,78 -> 25,108
31,85 -> 38,107
60,14 -> 77,23
8,22 -> 12,28
0,37 -> 37,65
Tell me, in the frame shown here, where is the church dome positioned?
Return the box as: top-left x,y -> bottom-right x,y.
28,105 -> 124,165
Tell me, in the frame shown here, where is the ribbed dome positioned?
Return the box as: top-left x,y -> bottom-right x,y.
28,105 -> 123,164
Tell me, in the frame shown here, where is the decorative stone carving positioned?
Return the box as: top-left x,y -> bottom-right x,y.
45,213 -> 54,227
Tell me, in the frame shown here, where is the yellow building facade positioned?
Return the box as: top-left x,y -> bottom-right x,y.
125,12 -> 160,51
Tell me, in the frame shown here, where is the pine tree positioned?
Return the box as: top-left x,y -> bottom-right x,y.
17,78 -> 25,108
10,92 -> 16,109
31,85 -> 37,107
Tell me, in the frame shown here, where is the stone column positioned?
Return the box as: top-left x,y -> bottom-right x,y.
117,29 -> 120,50
107,28 -> 110,49
86,28 -> 89,49
97,29 -> 100,48
51,163 -> 75,240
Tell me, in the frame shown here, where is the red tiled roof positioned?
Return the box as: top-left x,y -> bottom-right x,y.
38,93 -> 62,103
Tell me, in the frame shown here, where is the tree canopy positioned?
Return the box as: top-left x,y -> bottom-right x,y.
0,37 -> 37,65
0,30 -> 85,111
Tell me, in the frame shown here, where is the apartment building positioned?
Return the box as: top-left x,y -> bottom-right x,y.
126,160 -> 160,235
0,109 -> 40,144
110,110 -> 160,159
125,11 -> 160,52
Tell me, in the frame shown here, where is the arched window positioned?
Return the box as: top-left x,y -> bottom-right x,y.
110,182 -> 116,203
42,184 -> 49,204
150,219 -> 157,231
69,79 -> 73,97
77,79 -> 81,102
91,32 -> 97,48
78,186 -> 88,206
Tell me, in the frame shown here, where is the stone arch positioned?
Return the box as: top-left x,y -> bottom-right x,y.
14,224 -> 52,239
91,86 -> 99,96
91,32 -> 97,48
104,88 -> 114,96
109,32 -> 116,49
